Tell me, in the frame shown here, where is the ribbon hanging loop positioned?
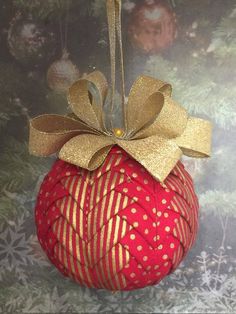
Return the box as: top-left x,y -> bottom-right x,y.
106,0 -> 126,133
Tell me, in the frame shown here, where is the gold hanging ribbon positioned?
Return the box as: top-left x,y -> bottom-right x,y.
28,0 -> 212,182
106,0 -> 126,131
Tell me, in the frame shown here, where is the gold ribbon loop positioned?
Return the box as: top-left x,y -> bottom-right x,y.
135,93 -> 188,139
68,82 -> 99,131
85,71 -> 108,103
29,114 -> 95,157
175,117 -> 212,158
59,134 -> 114,170
81,71 -> 108,130
117,135 -> 182,182
126,75 -> 172,134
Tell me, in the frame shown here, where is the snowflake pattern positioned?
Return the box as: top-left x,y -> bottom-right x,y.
0,212 -> 50,283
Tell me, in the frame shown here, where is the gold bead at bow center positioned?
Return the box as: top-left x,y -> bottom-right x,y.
113,128 -> 125,138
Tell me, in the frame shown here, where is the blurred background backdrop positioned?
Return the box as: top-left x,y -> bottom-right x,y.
0,0 -> 236,312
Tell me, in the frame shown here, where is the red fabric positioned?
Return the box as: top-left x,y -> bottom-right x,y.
35,146 -> 199,291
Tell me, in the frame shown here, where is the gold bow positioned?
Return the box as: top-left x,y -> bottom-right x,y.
29,70 -> 212,182
29,0 -> 212,182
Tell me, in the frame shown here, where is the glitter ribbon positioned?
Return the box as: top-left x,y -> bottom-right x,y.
29,0 -> 212,182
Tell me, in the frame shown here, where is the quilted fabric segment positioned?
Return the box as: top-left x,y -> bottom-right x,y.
35,146 -> 199,291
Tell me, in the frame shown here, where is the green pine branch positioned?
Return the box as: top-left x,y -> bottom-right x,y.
0,135 -> 52,218
143,55 -> 236,129
210,6 -> 236,59
13,0 -> 98,20
0,137 -> 51,194
92,0 -> 106,18
13,0 -> 66,19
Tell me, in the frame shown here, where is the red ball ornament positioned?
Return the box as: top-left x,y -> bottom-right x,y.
35,146 -> 198,291
128,0 -> 177,54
